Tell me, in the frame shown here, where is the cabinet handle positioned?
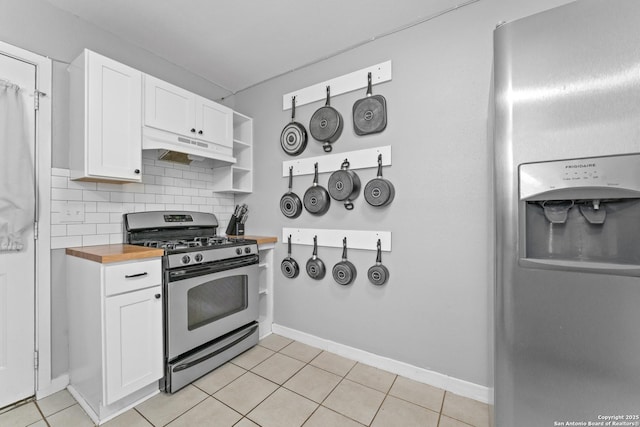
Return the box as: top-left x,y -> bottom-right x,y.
134,169 -> 140,174
155,293 -> 161,299
198,130 -> 203,135
125,272 -> 148,279
190,128 -> 196,133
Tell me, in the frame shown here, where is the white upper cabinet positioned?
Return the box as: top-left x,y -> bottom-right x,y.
68,49 -> 143,182
144,75 -> 232,148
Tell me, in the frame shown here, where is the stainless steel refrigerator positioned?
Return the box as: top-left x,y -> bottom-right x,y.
493,1 -> 640,426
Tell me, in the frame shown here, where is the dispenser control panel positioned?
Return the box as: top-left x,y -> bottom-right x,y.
519,154 -> 640,200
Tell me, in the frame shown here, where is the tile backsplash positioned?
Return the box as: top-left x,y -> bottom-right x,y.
50,151 -> 236,249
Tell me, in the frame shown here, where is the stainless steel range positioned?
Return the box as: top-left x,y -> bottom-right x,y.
123,211 -> 259,393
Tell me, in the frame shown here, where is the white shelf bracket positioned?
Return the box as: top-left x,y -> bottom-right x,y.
282,146 -> 391,177
282,60 -> 392,110
282,228 -> 391,252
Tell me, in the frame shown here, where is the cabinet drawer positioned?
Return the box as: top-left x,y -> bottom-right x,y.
105,259 -> 161,296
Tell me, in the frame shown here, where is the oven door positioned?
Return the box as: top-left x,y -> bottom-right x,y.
166,257 -> 258,360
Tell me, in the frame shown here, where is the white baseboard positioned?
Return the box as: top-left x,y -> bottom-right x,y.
271,324 -> 490,404
36,374 -> 69,400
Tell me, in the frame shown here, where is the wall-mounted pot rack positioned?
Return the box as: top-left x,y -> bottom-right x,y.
282,228 -> 391,252
282,60 -> 392,111
282,146 -> 391,177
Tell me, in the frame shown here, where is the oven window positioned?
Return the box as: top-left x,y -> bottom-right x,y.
187,275 -> 248,330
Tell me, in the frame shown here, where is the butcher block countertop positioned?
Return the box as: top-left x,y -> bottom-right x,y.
229,235 -> 278,245
66,244 -> 164,264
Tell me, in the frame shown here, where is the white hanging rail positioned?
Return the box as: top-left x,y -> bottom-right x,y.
282,146 -> 391,177
282,60 -> 392,110
282,228 -> 391,252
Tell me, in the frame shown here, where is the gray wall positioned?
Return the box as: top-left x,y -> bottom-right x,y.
231,0 -> 573,387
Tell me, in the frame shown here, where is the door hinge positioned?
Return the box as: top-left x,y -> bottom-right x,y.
34,221 -> 38,240
34,350 -> 39,369
34,91 -> 39,111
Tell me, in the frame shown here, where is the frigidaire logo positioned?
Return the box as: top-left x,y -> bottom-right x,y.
565,163 -> 596,169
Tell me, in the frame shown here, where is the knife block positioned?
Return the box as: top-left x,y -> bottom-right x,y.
225,216 -> 244,236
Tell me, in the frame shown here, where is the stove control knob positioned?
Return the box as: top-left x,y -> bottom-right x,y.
244,247 -> 251,254
236,248 -> 242,255
194,253 -> 203,263
181,255 -> 191,264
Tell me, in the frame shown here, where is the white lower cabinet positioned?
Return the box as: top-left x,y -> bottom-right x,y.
66,255 -> 163,424
104,286 -> 163,405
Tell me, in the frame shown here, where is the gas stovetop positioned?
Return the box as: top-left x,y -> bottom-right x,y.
124,211 -> 258,268
142,236 -> 249,251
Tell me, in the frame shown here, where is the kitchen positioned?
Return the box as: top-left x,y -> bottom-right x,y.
1,0 -> 639,426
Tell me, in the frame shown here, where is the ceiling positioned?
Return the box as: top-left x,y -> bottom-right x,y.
43,0 -> 474,95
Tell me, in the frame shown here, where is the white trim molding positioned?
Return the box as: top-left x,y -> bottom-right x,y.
271,324 -> 490,404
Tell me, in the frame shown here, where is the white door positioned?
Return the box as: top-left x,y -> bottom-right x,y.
86,51 -> 142,181
195,96 -> 233,147
104,286 -> 163,405
143,74 -> 195,136
0,52 -> 36,407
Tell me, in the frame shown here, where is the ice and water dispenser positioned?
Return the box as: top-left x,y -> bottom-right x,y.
519,154 -> 640,274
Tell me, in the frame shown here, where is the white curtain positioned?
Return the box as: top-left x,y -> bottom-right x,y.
0,80 -> 34,251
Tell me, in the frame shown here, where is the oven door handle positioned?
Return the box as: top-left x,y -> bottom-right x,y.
172,323 -> 259,373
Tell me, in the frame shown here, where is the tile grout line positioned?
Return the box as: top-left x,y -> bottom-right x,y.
33,400 -> 52,427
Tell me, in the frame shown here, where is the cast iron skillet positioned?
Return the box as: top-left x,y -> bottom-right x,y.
281,235 -> 299,278
309,86 -> 343,152
306,235 -> 326,280
328,158 -> 361,210
353,72 -> 387,136
281,96 -> 307,156
304,162 -> 330,215
367,239 -> 389,285
280,166 -> 302,218
332,237 -> 357,286
364,153 -> 395,207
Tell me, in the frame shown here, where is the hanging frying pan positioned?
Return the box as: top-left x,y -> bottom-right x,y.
306,235 -> 326,280
364,154 -> 395,207
367,239 -> 389,286
328,159 -> 361,210
332,237 -> 357,286
309,86 -> 343,152
281,235 -> 300,278
281,96 -> 307,156
304,162 -> 331,215
353,72 -> 387,136
280,166 -> 302,218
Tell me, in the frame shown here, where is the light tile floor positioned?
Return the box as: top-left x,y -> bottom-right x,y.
0,334 -> 489,427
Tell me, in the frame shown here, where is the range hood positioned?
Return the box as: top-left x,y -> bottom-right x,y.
142,126 -> 236,165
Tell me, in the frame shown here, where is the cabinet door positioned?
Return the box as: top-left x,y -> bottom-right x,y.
144,75 -> 195,137
86,52 -> 142,181
104,286 -> 163,405
195,96 -> 233,147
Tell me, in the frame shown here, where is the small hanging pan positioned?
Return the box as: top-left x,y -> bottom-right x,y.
332,237 -> 357,286
306,235 -> 326,280
328,159 -> 361,210
304,162 -> 331,215
353,72 -> 387,136
281,235 -> 300,279
309,86 -> 343,152
364,153 -> 395,207
367,239 -> 389,286
281,96 -> 307,156
280,166 -> 302,218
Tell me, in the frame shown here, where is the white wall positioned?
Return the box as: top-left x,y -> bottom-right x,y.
231,0 -> 574,388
